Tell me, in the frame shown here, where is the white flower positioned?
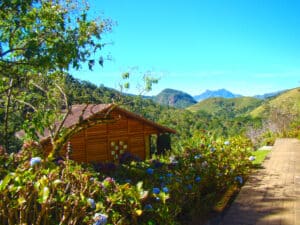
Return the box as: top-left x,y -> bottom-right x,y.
30,157 -> 42,167
224,141 -> 230,145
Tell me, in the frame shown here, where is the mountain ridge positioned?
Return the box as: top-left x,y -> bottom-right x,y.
193,89 -> 242,102
152,88 -> 197,108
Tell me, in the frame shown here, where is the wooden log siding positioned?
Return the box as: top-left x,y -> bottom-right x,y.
39,104 -> 176,163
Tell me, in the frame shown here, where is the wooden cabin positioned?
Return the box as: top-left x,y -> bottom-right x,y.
40,104 -> 176,163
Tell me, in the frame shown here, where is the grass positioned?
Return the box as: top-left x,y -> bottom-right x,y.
251,150 -> 271,168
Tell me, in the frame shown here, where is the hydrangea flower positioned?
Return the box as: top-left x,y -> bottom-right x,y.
162,187 -> 169,193
166,173 -> 173,178
152,187 -> 160,194
87,198 -> 96,209
195,176 -> 201,182
93,213 -> 108,225
144,204 -> 153,210
104,177 -> 114,182
224,141 -> 230,145
169,156 -> 178,165
235,176 -> 243,184
249,156 -> 256,161
194,154 -> 202,159
30,157 -> 41,167
146,168 -> 154,175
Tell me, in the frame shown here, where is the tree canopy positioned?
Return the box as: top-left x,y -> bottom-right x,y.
0,0 -> 111,152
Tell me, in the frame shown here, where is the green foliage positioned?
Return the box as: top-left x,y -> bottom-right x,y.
0,0 -> 111,152
188,97 -> 263,117
250,150 -> 270,167
0,133 -> 253,224
250,88 -> 300,118
285,121 -> 300,139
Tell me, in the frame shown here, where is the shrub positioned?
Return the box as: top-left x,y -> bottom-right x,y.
0,133 -> 253,224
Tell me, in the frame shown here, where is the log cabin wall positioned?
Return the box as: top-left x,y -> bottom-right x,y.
59,109 -> 161,163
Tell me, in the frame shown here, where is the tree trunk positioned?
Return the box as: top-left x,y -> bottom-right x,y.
4,79 -> 13,153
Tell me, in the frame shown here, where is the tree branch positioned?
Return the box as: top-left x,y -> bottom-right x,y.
0,48 -> 26,58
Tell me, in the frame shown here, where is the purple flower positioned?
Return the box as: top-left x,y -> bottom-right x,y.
144,204 -> 153,210
146,168 -> 154,175
87,198 -> 96,209
187,184 -> 193,190
162,187 -> 169,193
93,213 -> 108,225
104,177 -> 115,183
30,157 -> 41,167
152,187 -> 160,194
195,176 -> 201,182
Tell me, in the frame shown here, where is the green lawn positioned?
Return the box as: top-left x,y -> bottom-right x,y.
251,150 -> 271,167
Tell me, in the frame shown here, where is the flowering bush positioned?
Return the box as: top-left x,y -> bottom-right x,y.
0,132 -> 253,224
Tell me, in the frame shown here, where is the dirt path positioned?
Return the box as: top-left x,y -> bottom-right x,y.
215,138 -> 300,225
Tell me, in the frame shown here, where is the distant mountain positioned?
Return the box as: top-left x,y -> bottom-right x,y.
194,89 -> 242,102
188,97 -> 263,117
153,88 -> 197,108
253,90 -> 285,99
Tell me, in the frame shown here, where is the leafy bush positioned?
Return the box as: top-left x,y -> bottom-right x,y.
0,133 -> 253,225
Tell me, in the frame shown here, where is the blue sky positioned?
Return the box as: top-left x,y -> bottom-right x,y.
72,0 -> 300,96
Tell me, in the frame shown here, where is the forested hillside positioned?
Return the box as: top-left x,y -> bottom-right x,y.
152,88 -> 197,108
188,97 -> 263,117
251,88 -> 300,118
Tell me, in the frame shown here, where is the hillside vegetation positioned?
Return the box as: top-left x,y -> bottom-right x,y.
250,88 -> 300,118
188,97 -> 263,117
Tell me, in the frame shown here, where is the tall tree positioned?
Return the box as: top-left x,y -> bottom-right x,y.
0,0 -> 111,152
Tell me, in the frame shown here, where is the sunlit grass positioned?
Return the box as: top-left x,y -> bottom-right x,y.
251,150 -> 271,167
